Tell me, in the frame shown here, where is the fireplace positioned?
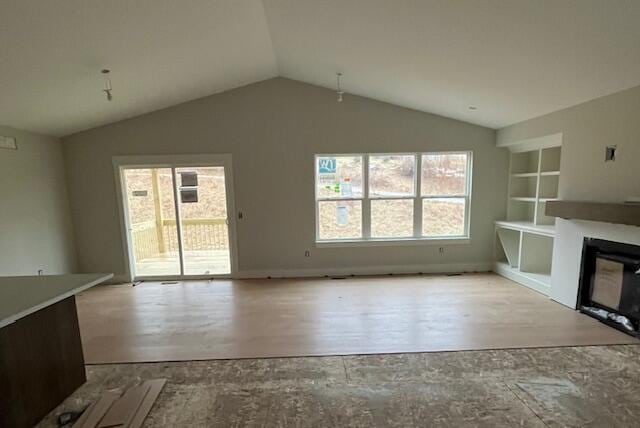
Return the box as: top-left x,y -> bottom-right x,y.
578,238 -> 640,336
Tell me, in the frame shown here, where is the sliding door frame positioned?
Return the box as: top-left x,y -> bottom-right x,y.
113,154 -> 238,282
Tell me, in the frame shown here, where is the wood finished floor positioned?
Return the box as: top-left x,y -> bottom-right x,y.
77,273 -> 635,364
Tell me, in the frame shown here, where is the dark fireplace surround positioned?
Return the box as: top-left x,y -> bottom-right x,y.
578,238 -> 640,337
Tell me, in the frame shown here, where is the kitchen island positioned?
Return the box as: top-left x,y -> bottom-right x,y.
0,273 -> 113,428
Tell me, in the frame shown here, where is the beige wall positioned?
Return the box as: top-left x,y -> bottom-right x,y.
63,78 -> 507,280
498,85 -> 640,202
497,84 -> 640,307
0,125 -> 77,275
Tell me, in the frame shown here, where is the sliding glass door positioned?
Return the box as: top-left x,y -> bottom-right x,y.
176,166 -> 231,275
121,163 -> 233,279
123,168 -> 181,276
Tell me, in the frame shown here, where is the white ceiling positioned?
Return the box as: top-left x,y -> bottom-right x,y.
0,1 -> 277,136
265,0 -> 640,129
2,1 -> 640,137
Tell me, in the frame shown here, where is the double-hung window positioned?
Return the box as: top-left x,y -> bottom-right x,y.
315,152 -> 471,243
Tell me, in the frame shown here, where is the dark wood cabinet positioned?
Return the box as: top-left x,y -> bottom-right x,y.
0,297 -> 86,428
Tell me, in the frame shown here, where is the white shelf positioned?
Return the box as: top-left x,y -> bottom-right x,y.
511,172 -> 538,178
511,197 -> 557,203
494,262 -> 551,295
496,228 -> 520,267
495,139 -> 561,297
510,197 -> 537,202
494,220 -> 555,236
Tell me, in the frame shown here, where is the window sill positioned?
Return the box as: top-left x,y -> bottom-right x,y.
315,237 -> 470,248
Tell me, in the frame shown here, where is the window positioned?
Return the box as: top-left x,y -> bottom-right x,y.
315,152 -> 471,243
316,156 -> 363,240
421,153 -> 469,237
369,155 -> 415,238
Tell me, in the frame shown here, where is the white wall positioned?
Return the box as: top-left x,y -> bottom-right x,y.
63,78 -> 508,281
498,84 -> 640,307
0,125 -> 77,275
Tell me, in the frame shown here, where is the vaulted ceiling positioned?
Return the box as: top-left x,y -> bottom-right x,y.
2,0 -> 640,137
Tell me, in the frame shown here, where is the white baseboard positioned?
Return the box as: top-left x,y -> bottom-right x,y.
236,262 -> 492,279
103,262 -> 492,283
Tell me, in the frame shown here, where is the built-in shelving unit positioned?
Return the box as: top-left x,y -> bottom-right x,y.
494,135 -> 562,295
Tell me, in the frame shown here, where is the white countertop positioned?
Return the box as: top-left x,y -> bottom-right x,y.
0,273 -> 113,328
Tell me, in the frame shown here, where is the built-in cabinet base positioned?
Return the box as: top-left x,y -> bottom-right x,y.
0,296 -> 86,428
494,261 -> 551,296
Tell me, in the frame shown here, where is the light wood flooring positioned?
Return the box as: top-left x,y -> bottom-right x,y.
77,273 -> 635,364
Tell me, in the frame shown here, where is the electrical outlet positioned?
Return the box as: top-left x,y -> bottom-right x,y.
38,269 -> 44,276
439,247 -> 445,254
304,250 -> 310,257
605,145 -> 616,162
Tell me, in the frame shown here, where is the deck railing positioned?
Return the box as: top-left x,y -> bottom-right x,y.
131,218 -> 228,260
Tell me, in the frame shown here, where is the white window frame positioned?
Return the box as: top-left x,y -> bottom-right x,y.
314,154 -> 366,241
368,152 -> 418,239
420,151 -> 473,239
314,151 -> 472,247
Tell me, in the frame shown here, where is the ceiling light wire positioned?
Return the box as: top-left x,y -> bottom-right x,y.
101,69 -> 113,101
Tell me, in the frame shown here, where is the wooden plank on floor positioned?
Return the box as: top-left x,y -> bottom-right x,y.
128,379 -> 167,428
72,401 -> 96,428
98,383 -> 150,428
77,391 -> 120,428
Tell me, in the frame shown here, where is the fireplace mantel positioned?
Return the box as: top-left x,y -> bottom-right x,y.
546,201 -> 640,227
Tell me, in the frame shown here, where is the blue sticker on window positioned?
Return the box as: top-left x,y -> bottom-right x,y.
318,158 -> 337,174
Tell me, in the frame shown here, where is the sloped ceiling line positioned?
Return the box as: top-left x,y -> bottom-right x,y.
1,0 -> 639,137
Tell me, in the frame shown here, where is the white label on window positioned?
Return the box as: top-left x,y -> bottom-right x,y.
341,179 -> 352,197
336,205 -> 348,225
319,173 -> 336,186
319,158 -> 337,173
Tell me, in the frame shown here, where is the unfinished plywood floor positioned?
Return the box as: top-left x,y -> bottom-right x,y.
40,345 -> 640,427
77,273 -> 635,364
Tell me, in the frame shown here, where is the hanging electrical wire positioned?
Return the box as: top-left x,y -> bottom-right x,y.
102,69 -> 113,101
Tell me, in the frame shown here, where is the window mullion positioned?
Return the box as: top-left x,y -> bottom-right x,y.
362,154 -> 371,239
414,153 -> 422,238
